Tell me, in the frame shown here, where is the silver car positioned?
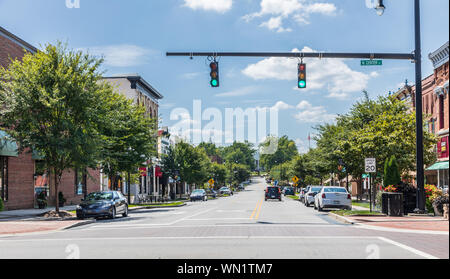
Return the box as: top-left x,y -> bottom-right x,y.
314,187 -> 352,211
304,186 -> 322,207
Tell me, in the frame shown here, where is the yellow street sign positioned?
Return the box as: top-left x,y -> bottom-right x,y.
208,178 -> 215,185
292,176 -> 299,183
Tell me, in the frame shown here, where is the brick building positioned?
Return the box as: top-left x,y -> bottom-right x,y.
393,41 -> 449,188
0,26 -> 101,210
101,75 -> 164,200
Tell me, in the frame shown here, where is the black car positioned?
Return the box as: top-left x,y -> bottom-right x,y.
76,191 -> 128,220
284,187 -> 295,196
265,186 -> 282,201
190,189 -> 208,201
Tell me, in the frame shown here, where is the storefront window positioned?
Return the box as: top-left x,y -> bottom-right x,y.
34,160 -> 49,202
75,169 -> 87,196
0,156 -> 8,201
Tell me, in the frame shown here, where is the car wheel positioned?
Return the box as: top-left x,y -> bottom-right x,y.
109,206 -> 116,219
122,206 -> 128,217
318,204 -> 323,212
305,202 -> 309,207
76,214 -> 84,220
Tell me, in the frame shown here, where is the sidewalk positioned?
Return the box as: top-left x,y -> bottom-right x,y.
0,205 -> 77,220
347,215 -> 449,234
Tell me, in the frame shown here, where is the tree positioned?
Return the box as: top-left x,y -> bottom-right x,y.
0,43 -> 112,214
99,93 -> 157,191
384,155 -> 401,187
209,162 -> 227,188
221,141 -> 256,170
260,136 -> 298,171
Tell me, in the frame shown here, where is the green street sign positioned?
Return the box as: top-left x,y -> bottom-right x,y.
361,60 -> 382,66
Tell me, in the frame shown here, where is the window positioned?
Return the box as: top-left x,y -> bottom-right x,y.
34,160 -> 49,201
75,169 -> 87,196
439,95 -> 445,130
0,156 -> 8,201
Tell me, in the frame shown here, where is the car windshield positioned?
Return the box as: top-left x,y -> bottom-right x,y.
192,190 -> 204,194
220,187 -> 228,190
85,192 -> 113,201
267,187 -> 279,193
310,187 -> 322,192
324,188 -> 348,193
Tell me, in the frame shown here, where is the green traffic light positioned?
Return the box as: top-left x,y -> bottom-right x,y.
298,81 -> 306,88
211,79 -> 218,87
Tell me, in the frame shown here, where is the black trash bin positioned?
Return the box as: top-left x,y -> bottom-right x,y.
381,193 -> 404,216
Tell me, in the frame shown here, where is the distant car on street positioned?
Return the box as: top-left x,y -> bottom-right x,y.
299,186 -> 310,203
238,184 -> 245,191
219,187 -> 233,195
76,191 -> 128,220
283,187 -> 295,196
314,187 -> 352,211
304,186 -> 323,207
265,186 -> 282,201
205,189 -> 217,198
190,189 -> 208,202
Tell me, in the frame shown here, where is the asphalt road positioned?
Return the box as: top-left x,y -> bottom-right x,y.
0,177 -> 448,259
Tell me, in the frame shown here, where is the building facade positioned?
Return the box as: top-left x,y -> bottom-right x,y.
102,75 -> 164,200
0,26 -> 100,210
393,41 -> 449,188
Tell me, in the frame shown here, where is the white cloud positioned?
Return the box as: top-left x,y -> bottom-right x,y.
260,17 -> 292,33
272,101 -> 293,110
242,47 -> 372,99
82,45 -> 154,67
294,100 -> 336,123
184,0 -> 232,13
244,0 -> 337,31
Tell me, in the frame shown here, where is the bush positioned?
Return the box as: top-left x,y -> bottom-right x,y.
0,198 -> 4,212
433,194 -> 449,214
384,156 -> 401,187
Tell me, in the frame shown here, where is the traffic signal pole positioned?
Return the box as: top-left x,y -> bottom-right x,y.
167,52 -> 414,60
167,1 -> 425,213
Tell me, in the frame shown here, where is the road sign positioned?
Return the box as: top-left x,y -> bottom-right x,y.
274,180 -> 279,186
365,158 -> 376,173
361,60 -> 382,66
292,176 -> 299,183
208,178 -> 215,186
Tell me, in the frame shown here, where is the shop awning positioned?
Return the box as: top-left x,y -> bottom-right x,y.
0,130 -> 18,157
427,161 -> 449,171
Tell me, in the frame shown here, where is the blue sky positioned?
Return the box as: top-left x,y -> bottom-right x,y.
0,0 -> 448,152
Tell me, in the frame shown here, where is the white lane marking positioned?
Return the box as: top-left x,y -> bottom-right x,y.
356,223 -> 449,235
91,207 -> 219,229
185,218 -> 251,221
79,224 -> 344,230
0,236 -> 385,243
378,237 -> 439,259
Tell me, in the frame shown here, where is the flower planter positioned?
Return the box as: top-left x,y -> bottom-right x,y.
433,204 -> 443,216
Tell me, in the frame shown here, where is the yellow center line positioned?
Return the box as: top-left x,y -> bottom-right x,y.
255,199 -> 263,220
250,199 -> 263,220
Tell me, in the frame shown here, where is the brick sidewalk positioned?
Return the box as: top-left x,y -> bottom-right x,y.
347,216 -> 449,232
0,220 -> 94,236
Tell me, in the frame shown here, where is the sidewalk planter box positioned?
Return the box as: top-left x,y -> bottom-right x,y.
381,193 -> 404,217
403,192 -> 417,214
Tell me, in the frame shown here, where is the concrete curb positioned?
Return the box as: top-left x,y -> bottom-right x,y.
129,203 -> 187,211
63,219 -> 96,230
328,212 -> 355,224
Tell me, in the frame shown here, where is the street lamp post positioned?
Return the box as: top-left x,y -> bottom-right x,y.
375,0 -> 425,213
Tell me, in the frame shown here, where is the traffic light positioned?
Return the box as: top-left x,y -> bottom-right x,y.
298,63 -> 306,89
210,62 -> 219,87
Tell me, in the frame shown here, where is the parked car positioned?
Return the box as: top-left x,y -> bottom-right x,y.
283,187 -> 295,196
219,187 -> 233,195
304,186 -> 323,207
190,189 -> 208,201
265,186 -> 282,201
299,186 -> 311,203
238,184 -> 245,191
205,189 -> 217,198
314,187 -> 352,211
76,191 -> 128,220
